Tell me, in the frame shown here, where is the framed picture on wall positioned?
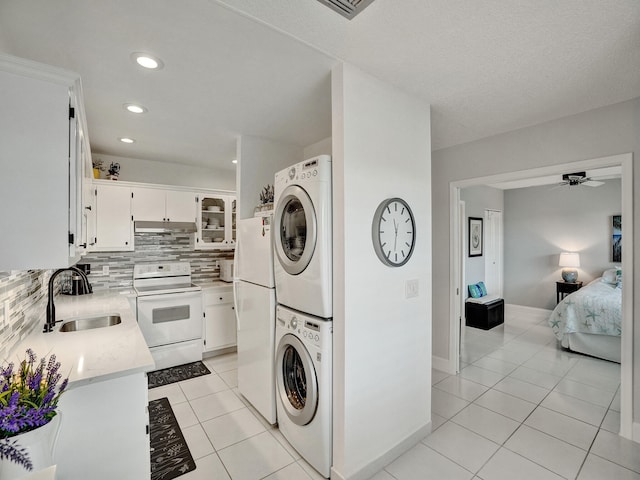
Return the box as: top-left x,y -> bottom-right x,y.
469,217 -> 483,257
612,215 -> 622,262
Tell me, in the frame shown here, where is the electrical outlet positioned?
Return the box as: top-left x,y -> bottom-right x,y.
102,265 -> 109,275
405,279 -> 419,299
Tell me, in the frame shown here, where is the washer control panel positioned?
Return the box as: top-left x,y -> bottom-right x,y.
276,306 -> 331,349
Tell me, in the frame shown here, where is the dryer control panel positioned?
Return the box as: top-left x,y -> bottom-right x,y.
276,307 -> 332,349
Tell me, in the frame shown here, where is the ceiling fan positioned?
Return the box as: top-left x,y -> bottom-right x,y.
559,172 -> 604,188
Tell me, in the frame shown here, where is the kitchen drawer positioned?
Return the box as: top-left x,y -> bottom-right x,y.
204,289 -> 233,305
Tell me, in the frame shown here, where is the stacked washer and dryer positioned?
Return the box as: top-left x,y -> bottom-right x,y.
273,155 -> 333,478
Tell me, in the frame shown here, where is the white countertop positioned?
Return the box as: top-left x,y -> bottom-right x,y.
9,290 -> 155,390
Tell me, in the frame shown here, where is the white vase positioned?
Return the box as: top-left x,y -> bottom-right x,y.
0,413 -> 61,480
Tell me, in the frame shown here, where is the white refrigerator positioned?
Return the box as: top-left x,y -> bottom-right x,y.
234,215 -> 277,424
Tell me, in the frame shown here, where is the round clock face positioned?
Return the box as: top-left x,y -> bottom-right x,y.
372,198 -> 416,267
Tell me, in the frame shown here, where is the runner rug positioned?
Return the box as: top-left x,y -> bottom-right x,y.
147,361 -> 211,389
149,397 -> 196,480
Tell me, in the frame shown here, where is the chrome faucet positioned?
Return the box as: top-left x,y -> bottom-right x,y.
44,267 -> 93,333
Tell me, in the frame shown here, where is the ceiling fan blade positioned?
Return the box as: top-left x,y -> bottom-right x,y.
583,180 -> 604,187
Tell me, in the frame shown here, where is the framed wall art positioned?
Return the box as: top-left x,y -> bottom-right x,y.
612,215 -> 621,262
468,217 -> 483,257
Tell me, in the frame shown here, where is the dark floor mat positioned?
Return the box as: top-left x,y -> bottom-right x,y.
148,361 -> 211,389
149,397 -> 196,480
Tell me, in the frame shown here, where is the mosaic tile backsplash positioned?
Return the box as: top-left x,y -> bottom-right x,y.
0,232 -> 233,359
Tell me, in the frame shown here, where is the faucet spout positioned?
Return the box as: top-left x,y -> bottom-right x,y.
44,267 -> 93,333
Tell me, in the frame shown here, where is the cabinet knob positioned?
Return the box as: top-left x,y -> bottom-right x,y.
125,241 -> 128,245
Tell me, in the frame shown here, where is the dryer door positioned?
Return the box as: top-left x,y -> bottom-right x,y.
274,185 -> 317,275
275,333 -> 318,426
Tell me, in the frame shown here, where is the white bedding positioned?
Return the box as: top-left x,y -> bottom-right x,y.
548,278 -> 621,358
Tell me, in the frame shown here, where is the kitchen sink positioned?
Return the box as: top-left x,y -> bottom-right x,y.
59,314 -> 122,332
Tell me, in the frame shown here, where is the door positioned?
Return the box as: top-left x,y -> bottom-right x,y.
236,217 -> 274,287
136,291 -> 202,347
94,184 -> 133,251
275,333 -> 318,426
273,185 -> 317,275
484,210 -> 503,296
132,188 -> 166,221
235,280 -> 276,423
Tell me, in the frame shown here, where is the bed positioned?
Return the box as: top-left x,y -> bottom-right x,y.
548,269 -> 622,363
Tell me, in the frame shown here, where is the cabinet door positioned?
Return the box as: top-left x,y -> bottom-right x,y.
166,190 -> 196,223
204,302 -> 237,352
196,195 -> 227,249
94,184 -> 133,251
132,188 -> 166,221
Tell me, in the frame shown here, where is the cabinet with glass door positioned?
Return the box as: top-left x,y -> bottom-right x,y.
194,194 -> 236,249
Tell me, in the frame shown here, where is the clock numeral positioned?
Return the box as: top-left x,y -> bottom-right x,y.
395,253 -> 398,262
386,206 -> 391,214
381,242 -> 387,248
381,216 -> 386,222
401,250 -> 406,258
401,207 -> 405,215
394,203 -> 398,212
386,250 -> 391,259
405,218 -> 410,223
380,230 -> 385,234
405,242 -> 411,248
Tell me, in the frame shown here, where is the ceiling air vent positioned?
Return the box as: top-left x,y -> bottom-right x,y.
316,0 -> 376,20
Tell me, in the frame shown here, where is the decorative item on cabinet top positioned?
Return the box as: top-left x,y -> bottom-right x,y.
254,184 -> 274,216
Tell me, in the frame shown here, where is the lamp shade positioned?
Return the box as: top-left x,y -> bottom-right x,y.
559,252 -> 580,268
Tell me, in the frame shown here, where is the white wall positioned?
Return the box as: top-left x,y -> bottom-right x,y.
460,186 -> 504,287
504,179 -> 621,309
431,97 -> 639,421
236,136 -> 303,219
332,63 -> 432,480
91,153 -> 236,190
304,136 -> 332,158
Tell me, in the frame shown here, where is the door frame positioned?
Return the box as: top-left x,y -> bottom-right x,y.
449,152 -> 633,439
484,209 -> 503,297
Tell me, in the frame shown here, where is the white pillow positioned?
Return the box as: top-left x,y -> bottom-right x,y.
602,268 -> 618,285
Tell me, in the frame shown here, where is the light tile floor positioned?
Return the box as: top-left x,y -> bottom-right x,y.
149,304 -> 640,479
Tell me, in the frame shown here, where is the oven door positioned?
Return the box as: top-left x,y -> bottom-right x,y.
136,291 -> 202,347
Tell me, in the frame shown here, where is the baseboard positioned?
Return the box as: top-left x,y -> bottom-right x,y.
630,421 -> 640,442
432,355 -> 454,374
330,422 -> 431,480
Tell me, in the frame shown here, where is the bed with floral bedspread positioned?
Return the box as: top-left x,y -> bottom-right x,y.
548,276 -> 621,362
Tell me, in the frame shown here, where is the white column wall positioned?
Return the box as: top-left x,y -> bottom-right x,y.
331,63 -> 432,480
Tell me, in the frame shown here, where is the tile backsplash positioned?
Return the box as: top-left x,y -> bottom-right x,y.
0,232 -> 233,359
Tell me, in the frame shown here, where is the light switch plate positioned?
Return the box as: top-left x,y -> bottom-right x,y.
405,279 -> 419,298
102,265 -> 109,275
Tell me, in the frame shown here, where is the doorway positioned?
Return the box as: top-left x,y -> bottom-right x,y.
449,152 -> 633,439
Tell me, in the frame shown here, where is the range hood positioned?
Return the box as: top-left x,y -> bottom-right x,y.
134,221 -> 197,233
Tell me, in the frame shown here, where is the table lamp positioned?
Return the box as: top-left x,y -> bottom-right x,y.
559,252 -> 580,282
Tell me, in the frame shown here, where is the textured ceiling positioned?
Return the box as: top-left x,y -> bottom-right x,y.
0,0 -> 638,173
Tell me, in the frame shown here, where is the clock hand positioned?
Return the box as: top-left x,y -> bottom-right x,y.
393,219 -> 398,251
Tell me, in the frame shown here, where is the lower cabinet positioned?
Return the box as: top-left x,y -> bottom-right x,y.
203,285 -> 237,353
55,372 -> 150,480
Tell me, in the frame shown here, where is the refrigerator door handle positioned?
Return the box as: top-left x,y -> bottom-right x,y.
233,280 -> 240,331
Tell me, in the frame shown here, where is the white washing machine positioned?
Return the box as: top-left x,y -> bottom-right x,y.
273,155 -> 332,319
275,304 -> 332,478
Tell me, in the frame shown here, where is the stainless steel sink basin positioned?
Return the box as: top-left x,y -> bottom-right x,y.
59,314 -> 122,332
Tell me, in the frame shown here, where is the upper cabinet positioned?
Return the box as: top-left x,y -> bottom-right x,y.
194,194 -> 236,249
0,54 -> 92,270
132,188 -> 197,223
92,184 -> 133,252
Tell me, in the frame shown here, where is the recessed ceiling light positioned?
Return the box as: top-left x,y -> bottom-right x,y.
131,52 -> 164,70
123,103 -> 147,114
119,137 -> 135,144
232,159 -> 238,164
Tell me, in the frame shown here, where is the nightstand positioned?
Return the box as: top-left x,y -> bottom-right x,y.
556,281 -> 583,304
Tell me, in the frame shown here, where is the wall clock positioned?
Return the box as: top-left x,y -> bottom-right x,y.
371,197 -> 416,267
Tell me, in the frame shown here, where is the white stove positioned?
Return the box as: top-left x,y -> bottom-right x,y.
133,262 -> 203,370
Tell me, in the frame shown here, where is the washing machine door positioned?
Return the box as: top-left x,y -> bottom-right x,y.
274,185 -> 317,275
276,333 -> 318,426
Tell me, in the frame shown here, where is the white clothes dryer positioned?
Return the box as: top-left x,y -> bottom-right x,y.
273,155 -> 332,319
275,304 -> 332,478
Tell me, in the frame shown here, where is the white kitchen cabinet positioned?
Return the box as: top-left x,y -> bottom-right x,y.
92,184 -> 134,251
132,187 -> 197,223
203,286 -> 237,353
56,372 -> 150,480
194,194 -> 236,250
0,53 -> 93,269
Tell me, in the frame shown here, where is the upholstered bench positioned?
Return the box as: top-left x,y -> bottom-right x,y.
465,295 -> 504,330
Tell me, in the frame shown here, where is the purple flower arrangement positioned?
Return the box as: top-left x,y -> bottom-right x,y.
0,349 -> 68,471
